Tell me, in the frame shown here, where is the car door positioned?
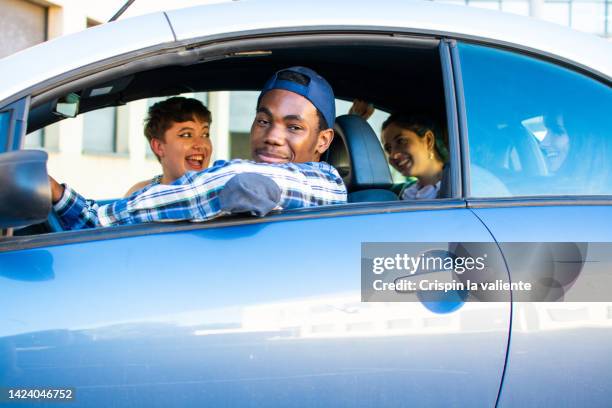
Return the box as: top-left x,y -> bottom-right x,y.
455,42 -> 612,407
1,85 -> 511,408
1,203 -> 509,407
1,36 -> 510,408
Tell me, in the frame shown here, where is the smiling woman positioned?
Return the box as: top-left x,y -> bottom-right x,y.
381,113 -> 448,200
124,97 -> 213,196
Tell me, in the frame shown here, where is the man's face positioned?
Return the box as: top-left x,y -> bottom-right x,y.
250,89 -> 333,163
151,118 -> 212,183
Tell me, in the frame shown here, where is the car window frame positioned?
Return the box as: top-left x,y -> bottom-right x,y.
0,198 -> 468,252
0,96 -> 30,153
3,35 -> 467,249
2,30 -> 611,251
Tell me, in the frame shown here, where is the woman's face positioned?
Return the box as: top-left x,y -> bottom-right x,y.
382,123 -> 434,178
540,115 -> 570,173
152,118 -> 213,183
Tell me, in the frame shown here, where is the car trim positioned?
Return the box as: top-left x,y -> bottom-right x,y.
3,42 -> 180,110
26,32 -> 439,112
448,40 -> 472,199
27,43 -> 190,109
0,199 -> 468,252
467,196 -> 612,208
467,206 -> 515,408
174,26 -> 612,85
4,196 -> 611,252
439,40 -> 462,199
451,34 -> 611,86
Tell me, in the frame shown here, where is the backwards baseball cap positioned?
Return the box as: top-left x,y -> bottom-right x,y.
258,66 -> 336,130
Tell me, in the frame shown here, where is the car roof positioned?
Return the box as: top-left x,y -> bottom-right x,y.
166,0 -> 612,78
0,0 -> 610,105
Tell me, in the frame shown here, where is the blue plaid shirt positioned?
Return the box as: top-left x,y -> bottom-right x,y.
53,159 -> 347,230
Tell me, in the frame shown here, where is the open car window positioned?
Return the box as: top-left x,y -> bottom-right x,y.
10,33 -> 454,238
25,92 -> 393,201
28,93 -> 210,200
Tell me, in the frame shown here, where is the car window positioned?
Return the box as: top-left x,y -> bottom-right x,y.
10,36 -> 453,238
334,98 -> 403,182
458,43 -> 612,197
29,92 -> 393,200
27,94 -> 210,200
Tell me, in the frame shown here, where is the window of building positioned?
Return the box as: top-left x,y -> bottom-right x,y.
23,128 -> 44,149
469,0 -> 502,11
434,0 -> 610,38
571,1 -> 606,35
82,107 -> 118,154
607,0 -> 612,36
542,1 -> 571,26
229,91 -> 259,159
459,43 -> 612,197
501,0 -> 530,16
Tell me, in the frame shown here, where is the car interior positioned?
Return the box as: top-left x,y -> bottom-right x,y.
19,35 -> 452,235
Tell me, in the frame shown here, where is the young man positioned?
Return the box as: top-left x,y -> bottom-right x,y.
50,66 -> 347,230
124,96 -> 213,196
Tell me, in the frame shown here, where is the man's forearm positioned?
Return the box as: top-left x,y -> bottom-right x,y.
99,161 -> 346,226
51,160 -> 347,230
52,183 -> 102,230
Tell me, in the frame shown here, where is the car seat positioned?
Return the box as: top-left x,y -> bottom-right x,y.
324,115 -> 397,202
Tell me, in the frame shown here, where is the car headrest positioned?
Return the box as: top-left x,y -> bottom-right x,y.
324,114 -> 393,192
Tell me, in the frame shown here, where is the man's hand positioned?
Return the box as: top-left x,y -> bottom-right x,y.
49,176 -> 65,204
348,99 -> 375,120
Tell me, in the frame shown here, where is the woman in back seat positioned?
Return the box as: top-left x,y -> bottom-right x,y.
380,113 -> 449,199
349,101 -> 449,199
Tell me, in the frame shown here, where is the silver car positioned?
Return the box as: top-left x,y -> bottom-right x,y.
0,1 -> 611,406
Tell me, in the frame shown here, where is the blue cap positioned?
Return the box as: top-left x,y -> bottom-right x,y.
218,173 -> 281,217
258,66 -> 335,130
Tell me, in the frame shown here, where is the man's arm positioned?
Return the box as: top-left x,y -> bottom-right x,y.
49,176 -> 64,203
50,176 -> 103,230
52,181 -> 105,230
52,160 -> 347,230
348,99 -> 375,120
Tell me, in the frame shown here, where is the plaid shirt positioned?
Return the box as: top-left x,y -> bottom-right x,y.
54,159 -> 347,230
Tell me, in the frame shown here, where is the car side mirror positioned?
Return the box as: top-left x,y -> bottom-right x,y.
0,150 -> 51,229
53,93 -> 80,118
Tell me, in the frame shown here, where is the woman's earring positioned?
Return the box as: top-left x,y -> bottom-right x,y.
429,151 -> 434,160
